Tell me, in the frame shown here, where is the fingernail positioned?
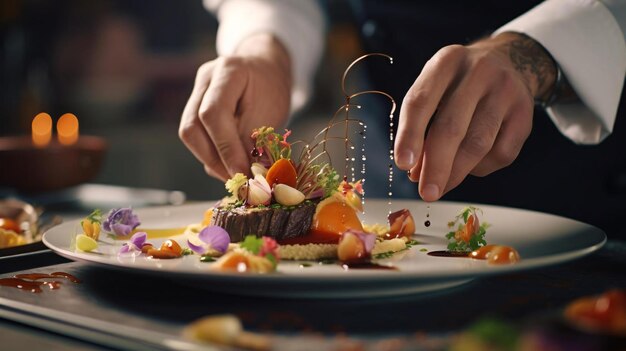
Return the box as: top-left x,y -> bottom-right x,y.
421,184 -> 440,201
397,150 -> 415,169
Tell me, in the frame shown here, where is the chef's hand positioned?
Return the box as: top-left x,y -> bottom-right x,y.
179,34 -> 292,182
395,32 -> 557,202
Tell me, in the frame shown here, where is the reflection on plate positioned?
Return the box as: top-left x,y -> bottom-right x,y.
43,200 -> 606,298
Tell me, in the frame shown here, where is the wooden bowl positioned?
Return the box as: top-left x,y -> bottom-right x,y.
0,136 -> 107,193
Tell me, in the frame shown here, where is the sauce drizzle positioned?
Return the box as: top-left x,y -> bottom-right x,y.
427,250 -> 469,258
0,271 -> 80,293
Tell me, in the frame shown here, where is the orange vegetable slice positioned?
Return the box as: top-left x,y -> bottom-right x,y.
265,158 -> 297,188
313,200 -> 363,235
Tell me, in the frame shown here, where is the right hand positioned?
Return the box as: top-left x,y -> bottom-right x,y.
179,34 -> 292,182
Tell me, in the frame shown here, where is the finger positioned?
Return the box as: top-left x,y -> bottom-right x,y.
198,58 -> 251,176
395,45 -> 466,171
204,164 -> 229,182
443,91 -> 507,194
179,63 -> 231,180
471,101 -> 533,177
408,150 -> 424,182
418,66 -> 489,202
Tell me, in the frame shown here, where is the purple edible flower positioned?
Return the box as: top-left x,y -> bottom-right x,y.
119,231 -> 147,255
187,225 -> 230,255
103,207 -> 140,236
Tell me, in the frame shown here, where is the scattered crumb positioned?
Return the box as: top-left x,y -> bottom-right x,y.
279,244 -> 338,260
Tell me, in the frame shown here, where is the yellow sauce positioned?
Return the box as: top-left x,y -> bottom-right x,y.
113,228 -> 187,241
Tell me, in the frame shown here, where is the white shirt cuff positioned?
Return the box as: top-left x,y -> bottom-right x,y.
495,0 -> 626,144
204,0 -> 324,113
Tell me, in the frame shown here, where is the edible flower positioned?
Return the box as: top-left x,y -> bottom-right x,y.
187,225 -> 230,255
119,231 -> 148,255
81,209 -> 102,240
102,207 -> 140,236
259,236 -> 280,264
225,173 -> 247,197
250,126 -> 291,163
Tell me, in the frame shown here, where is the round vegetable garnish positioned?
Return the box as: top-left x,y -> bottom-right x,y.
313,197 -> 363,235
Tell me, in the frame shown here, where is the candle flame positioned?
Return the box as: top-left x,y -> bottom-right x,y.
31,112 -> 52,148
57,113 -> 79,146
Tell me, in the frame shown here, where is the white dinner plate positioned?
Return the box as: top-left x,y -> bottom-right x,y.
43,199 -> 606,298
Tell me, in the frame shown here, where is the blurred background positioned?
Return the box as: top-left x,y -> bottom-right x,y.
1,0 -> 625,238
0,0 -> 366,201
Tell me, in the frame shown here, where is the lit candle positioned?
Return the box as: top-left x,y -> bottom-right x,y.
57,113 -> 79,146
31,112 -> 52,148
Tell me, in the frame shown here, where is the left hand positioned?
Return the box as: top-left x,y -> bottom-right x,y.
394,32 -> 557,202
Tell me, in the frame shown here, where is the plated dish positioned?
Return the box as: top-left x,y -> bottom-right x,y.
43,199 -> 606,298
0,198 -> 41,257
42,53 -> 605,297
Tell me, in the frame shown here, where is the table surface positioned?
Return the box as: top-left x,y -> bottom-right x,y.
2,239 -> 626,350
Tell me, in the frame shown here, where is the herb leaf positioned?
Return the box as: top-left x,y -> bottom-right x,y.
240,235 -> 262,254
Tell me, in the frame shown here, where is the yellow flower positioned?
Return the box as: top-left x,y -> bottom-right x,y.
225,173 -> 248,196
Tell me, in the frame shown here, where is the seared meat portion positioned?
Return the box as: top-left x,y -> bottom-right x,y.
211,202 -> 316,242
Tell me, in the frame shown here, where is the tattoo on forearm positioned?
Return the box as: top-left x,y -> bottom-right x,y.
508,35 -> 556,99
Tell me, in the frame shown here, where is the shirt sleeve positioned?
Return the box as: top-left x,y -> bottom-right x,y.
495,0 -> 626,144
203,0 -> 325,113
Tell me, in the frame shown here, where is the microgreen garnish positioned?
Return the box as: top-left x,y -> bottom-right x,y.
240,235 -> 263,254
181,248 -> 193,256
239,235 -> 280,267
373,251 -> 395,259
200,256 -> 216,263
82,209 -> 102,225
251,126 -> 292,163
445,206 -> 489,252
